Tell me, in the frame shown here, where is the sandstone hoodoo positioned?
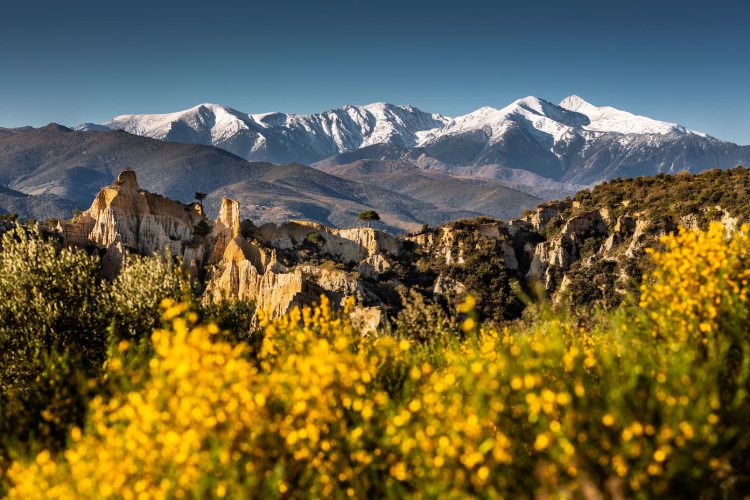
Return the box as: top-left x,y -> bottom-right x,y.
57,170 -> 407,319
54,167 -> 750,323
57,169 -> 206,278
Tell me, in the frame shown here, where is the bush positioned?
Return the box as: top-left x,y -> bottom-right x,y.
447,238 -> 524,322
0,225 -> 106,486
392,289 -> 454,344
200,298 -> 257,345
6,223 -> 750,498
193,220 -> 212,237
107,253 -> 194,342
304,232 -> 326,248
0,228 -> 204,494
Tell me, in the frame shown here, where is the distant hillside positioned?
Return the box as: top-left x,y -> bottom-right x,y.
315,159 -> 541,220
0,185 -> 81,221
0,125 -> 537,231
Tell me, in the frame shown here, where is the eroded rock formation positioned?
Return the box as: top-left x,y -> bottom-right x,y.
58,171 -> 402,320
57,169 -> 206,278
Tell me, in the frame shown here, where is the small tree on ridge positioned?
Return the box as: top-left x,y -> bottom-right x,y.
357,210 -> 380,228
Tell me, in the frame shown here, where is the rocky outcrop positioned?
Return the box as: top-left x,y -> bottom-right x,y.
349,306 -> 383,337
202,198 -> 395,320
409,220 -> 536,273
358,254 -> 391,278
524,200 -> 573,231
526,209 -> 609,291
58,169 -> 205,277
254,220 -> 399,263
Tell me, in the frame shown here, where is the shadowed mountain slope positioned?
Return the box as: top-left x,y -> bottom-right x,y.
0,125 -> 534,231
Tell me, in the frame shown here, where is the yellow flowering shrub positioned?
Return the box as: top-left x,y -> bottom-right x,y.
640,222 -> 750,341
7,224 -> 750,498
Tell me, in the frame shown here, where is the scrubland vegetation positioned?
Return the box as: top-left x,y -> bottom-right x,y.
1,220 -> 750,498
573,167 -> 750,226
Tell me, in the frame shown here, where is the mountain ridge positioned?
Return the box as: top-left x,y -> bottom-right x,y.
78,96 -> 750,188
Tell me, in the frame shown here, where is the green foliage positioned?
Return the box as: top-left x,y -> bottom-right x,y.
357,210 -> 380,224
200,299 -> 257,346
0,225 -> 107,372
569,167 -> 750,228
304,231 -> 326,248
0,226 -> 106,487
443,232 -> 524,323
392,289 -> 454,344
561,259 -> 619,309
106,253 -> 194,341
192,219 -> 212,237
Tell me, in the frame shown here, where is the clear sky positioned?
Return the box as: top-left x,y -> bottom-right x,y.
1,0 -> 748,144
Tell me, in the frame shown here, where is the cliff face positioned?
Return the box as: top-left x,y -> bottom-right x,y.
58,170 -> 206,278
254,221 -> 400,263
58,171 -> 402,320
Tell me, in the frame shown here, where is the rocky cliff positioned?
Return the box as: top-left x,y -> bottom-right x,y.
57,170 -> 207,278
56,171 -> 404,320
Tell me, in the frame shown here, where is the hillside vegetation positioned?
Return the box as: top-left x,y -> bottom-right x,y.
0,222 -> 748,497
571,167 -> 750,225
1,169 -> 750,497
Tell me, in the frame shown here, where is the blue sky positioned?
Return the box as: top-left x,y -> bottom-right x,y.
1,0 -> 748,144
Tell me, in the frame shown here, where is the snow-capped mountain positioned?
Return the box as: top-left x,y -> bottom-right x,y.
419,95 -> 699,146
79,103 -> 448,165
402,95 -> 743,183
558,95 -> 695,135
80,96 -> 749,186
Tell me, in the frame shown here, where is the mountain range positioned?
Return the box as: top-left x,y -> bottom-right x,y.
80,95 -> 750,187
1,95 -> 747,229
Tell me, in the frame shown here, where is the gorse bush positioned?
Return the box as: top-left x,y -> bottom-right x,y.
0,225 -> 254,495
6,222 -> 750,498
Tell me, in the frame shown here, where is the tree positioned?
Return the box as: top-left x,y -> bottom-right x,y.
194,192 -> 207,204
357,210 -> 380,228
304,232 -> 326,248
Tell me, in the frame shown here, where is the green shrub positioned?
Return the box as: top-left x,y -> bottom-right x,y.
106,253 -> 194,342
304,231 -> 326,248
392,289 -> 454,344
200,298 -> 257,346
0,226 -> 106,489
447,239 -> 524,323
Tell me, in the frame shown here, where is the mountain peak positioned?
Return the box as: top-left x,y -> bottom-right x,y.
79,96 -> 720,167
42,123 -> 72,133
559,95 -> 595,113
514,95 -> 546,107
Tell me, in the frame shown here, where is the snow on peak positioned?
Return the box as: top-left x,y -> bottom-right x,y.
81,95 -> 707,164
94,102 -> 449,163
420,96 -> 590,145
419,94 -> 702,148
559,95 -> 694,135
559,95 -> 595,113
